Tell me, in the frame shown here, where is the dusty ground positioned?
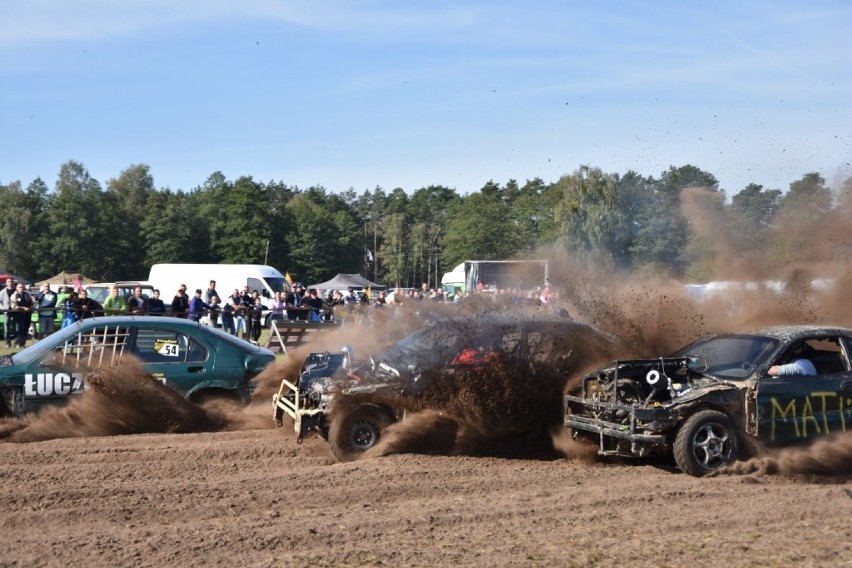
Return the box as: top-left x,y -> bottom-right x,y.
1,422 -> 850,568
3,284 -> 852,567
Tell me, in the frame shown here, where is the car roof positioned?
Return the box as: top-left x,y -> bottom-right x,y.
15,315 -> 275,357
68,315 -> 194,325
734,325 -> 852,341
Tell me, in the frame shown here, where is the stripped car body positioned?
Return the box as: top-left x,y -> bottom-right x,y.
0,316 -> 275,416
274,313 -> 614,461
564,325 -> 852,476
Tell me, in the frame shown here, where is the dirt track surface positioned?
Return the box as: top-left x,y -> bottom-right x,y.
2,428 -> 850,567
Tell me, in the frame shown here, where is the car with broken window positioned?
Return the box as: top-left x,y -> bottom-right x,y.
0,316 -> 275,416
564,325 -> 852,476
273,312 -> 615,461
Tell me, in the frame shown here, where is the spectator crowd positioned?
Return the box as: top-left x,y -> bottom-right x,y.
1,275 -> 557,349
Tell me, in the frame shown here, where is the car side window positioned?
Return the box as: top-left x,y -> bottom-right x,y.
186,338 -> 207,362
809,337 -> 850,374
133,328 -> 206,363
776,337 -> 848,375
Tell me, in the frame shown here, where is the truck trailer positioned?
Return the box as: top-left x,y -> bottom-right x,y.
440,260 -> 549,294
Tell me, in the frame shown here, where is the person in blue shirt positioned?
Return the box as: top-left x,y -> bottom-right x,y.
769,344 -> 817,376
769,358 -> 817,376
187,289 -> 211,322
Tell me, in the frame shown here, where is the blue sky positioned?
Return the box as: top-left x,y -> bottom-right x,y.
1,1 -> 851,196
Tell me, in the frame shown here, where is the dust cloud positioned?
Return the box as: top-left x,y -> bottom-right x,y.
363,321 -> 615,460
0,358 -> 222,443
719,432 -> 852,478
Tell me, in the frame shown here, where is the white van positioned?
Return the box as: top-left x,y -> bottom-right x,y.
147,264 -> 288,304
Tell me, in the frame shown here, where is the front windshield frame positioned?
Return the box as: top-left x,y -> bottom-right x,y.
672,334 -> 780,379
10,324 -> 86,365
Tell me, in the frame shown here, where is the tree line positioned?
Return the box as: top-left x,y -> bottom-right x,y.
1,160 -> 848,287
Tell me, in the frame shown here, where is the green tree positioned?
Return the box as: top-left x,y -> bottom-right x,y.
779,172 -> 831,215
771,172 -> 832,265
0,181 -> 33,277
554,166 -> 629,266
510,177 -> 559,249
141,190 -> 207,265
210,176 -> 269,263
44,161 -> 112,279
286,191 -> 361,285
106,164 -> 155,278
264,180 -> 297,269
729,183 -> 782,252
407,185 -> 459,287
381,212 -> 408,287
630,165 -> 719,276
442,182 -> 519,268
24,177 -> 52,279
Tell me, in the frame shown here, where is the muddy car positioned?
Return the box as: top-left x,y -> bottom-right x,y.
564,325 -> 852,476
273,313 -> 614,461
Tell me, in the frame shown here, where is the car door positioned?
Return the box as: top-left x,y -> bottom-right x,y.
27,321 -> 131,406
130,326 -> 211,395
755,335 -> 852,444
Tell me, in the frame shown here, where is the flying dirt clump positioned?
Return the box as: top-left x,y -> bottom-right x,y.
0,358 -> 224,443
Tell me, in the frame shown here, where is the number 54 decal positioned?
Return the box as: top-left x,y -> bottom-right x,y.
154,339 -> 180,357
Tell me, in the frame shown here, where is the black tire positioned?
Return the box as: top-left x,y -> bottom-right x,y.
329,404 -> 392,462
673,410 -> 739,476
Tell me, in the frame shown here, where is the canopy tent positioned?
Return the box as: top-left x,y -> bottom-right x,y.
0,270 -> 31,285
35,271 -> 95,288
307,273 -> 386,292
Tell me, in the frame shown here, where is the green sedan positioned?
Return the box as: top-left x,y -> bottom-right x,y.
0,316 -> 275,416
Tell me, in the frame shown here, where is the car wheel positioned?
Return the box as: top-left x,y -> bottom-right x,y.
673,410 -> 739,477
329,404 -> 392,462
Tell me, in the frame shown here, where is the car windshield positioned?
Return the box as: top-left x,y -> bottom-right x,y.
86,287 -> 110,303
373,323 -> 463,368
672,334 -> 779,379
9,323 -> 90,365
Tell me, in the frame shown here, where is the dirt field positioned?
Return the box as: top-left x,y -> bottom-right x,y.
3,273 -> 852,567
1,418 -> 850,567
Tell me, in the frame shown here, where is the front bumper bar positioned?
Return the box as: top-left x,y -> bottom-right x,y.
563,394 -> 671,446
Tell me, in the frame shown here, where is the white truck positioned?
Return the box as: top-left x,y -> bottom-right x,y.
440,260 -> 549,295
147,264 -> 288,304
